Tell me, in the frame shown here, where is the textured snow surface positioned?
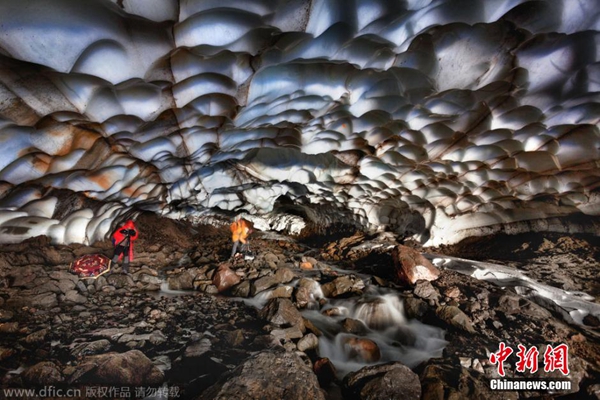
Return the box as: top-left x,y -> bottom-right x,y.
0,0 -> 599,244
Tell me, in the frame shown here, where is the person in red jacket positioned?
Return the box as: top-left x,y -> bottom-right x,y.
111,220 -> 138,274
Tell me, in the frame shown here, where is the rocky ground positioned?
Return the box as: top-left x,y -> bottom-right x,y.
0,213 -> 599,399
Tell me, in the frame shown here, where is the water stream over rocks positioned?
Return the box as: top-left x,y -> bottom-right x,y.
0,219 -> 599,399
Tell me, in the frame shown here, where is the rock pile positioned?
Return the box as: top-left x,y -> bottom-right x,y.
0,221 -> 598,399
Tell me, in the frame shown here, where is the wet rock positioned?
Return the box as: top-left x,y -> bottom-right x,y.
152,355 -> 172,373
21,328 -> 48,344
259,298 -> 305,332
414,280 -> 441,303
587,384 -> 600,399
70,339 -> 112,357
184,337 -> 212,359
21,361 -> 64,386
76,280 -> 88,293
271,326 -> 304,342
420,362 -> 515,400
314,357 -> 337,387
6,292 -> 58,309
62,289 -> 87,304
344,362 -> 421,400
149,330 -> 167,345
294,278 -> 322,308
0,309 -> 13,321
342,336 -> 381,363
269,285 -> 293,299
435,305 -> 476,333
224,329 -> 245,347
252,274 -> 281,295
404,297 -> 430,319
33,279 -> 62,294
0,322 -> 19,333
274,267 -> 295,283
230,280 -> 251,297
91,326 -> 135,341
94,275 -> 108,291
341,318 -> 369,335
321,275 -> 365,298
107,274 -> 134,288
297,333 -> 319,352
392,244 -> 440,285
303,318 -> 323,337
167,269 -> 196,290
444,286 -> 461,298
74,350 -> 164,386
212,263 -> 241,293
199,350 -> 325,400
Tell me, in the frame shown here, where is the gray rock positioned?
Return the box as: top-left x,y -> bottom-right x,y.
269,285 -> 293,299
184,337 -> 212,359
274,267 -> 295,283
74,350 -> 164,386
91,327 -> 135,341
76,280 -> 88,293
231,280 -> 251,297
271,326 -> 304,342
420,362 -> 516,400
21,361 -> 64,386
259,298 -> 305,332
414,280 -> 440,302
149,330 -> 167,345
71,339 -> 112,357
344,362 -> 421,400
321,275 -> 365,298
22,328 -> 48,344
294,278 -> 321,308
341,318 -> 369,335
63,289 -> 87,304
435,305 -> 476,333
252,274 -> 280,296
404,297 -> 430,319
297,333 -> 319,352
199,350 -> 325,400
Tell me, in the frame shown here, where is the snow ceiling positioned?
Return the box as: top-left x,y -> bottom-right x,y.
0,0 -> 599,246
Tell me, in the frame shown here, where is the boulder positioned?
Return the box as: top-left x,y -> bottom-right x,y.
259,298 -> 305,332
22,361 -> 64,386
321,275 -> 365,298
342,337 -> 381,363
74,350 -> 164,386
198,350 -> 325,400
212,264 -> 241,293
344,362 -> 421,400
392,245 -> 440,285
435,305 -> 476,333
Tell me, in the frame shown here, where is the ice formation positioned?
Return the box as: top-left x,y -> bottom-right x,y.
0,0 -> 599,245
429,255 -> 600,327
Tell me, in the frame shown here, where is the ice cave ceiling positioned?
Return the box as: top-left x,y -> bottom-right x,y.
0,0 -> 599,246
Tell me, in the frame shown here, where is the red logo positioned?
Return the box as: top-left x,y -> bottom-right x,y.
515,344 -> 539,373
544,344 -> 570,375
489,342 -> 513,377
490,343 -> 569,377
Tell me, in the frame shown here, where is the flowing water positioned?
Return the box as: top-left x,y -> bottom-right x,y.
242,279 -> 447,378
